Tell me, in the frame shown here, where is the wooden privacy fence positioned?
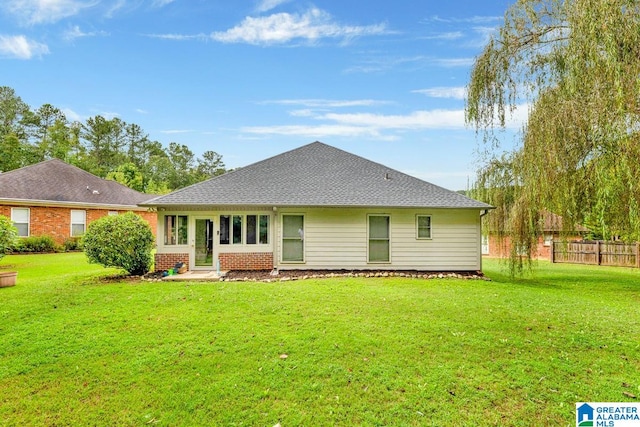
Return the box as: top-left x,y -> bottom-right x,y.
551,240 -> 640,268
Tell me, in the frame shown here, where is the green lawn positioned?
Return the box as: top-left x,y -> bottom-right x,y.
1,254 -> 639,426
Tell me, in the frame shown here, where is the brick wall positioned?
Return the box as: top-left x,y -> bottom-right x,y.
155,253 -> 190,271
485,234 -> 579,260
0,205 -> 157,245
219,252 -> 273,270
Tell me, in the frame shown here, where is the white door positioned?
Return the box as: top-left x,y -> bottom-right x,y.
192,217 -> 215,269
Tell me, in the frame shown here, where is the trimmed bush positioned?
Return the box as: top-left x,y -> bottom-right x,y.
62,237 -> 82,252
81,212 -> 154,276
12,235 -> 59,253
0,215 -> 18,261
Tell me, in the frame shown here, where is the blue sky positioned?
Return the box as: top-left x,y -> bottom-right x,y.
0,0 -> 523,191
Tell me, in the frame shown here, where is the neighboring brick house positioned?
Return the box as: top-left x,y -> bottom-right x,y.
482,211 -> 586,259
0,159 -> 157,246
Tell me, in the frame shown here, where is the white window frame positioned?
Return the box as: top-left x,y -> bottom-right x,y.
543,234 -> 553,246
416,215 -> 432,240
219,215 -> 245,245
220,214 -> 271,246
482,234 -> 490,255
70,210 -> 86,237
11,207 -> 30,237
281,214 -> 305,263
368,214 -> 390,263
232,215 -> 243,245
164,214 -> 188,246
245,214 -> 270,245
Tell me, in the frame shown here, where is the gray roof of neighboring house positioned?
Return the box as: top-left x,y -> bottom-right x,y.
142,141 -> 492,209
0,159 -> 154,207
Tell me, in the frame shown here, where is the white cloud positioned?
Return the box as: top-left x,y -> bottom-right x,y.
504,103 -> 530,130
427,15 -> 502,24
62,107 -> 82,121
344,55 -> 428,74
260,99 -> 389,108
289,109 -> 316,117
421,31 -> 463,40
241,104 -> 530,141
0,35 -> 49,59
345,55 -> 473,74
104,0 -> 126,18
99,111 -> 120,119
241,124 -> 390,139
319,110 -> 467,130
467,26 -> 498,48
63,25 -> 108,41
4,0 -> 96,25
152,0 -> 175,6
408,169 -> 473,185
210,8 -> 387,45
433,57 -> 475,67
241,108 -> 469,141
255,0 -> 290,13
147,33 -> 206,41
160,129 -> 194,134
412,87 -> 466,100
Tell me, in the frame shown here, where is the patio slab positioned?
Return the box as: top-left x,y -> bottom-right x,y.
162,270 -> 227,281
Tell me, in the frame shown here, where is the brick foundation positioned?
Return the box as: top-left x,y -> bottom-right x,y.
155,253 -> 190,272
218,252 -> 273,270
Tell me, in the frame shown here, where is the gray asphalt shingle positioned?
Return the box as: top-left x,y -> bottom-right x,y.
142,141 -> 492,209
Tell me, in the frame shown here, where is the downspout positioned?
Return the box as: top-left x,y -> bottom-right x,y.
479,209 -> 490,272
272,206 -> 278,273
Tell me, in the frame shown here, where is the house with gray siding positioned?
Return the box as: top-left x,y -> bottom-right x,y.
140,142 -> 492,272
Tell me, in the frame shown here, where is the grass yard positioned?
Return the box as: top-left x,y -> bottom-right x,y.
1,253 -> 639,426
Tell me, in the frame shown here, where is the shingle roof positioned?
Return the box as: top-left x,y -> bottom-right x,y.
142,141 -> 492,209
0,159 -> 154,207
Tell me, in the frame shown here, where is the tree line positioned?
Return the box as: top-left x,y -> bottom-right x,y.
0,86 -> 225,193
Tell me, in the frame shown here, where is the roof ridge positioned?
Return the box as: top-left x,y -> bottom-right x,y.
141,141 -> 492,209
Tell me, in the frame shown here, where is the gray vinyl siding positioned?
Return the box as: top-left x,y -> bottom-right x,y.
276,207 -> 481,271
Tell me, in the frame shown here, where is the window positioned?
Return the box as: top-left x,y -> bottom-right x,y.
482,235 -> 490,255
369,215 -> 390,263
220,215 -> 244,245
417,215 -> 432,239
221,214 -> 270,245
259,215 -> 269,244
71,210 -> 87,236
108,211 -> 118,216
164,215 -> 188,245
246,215 -> 257,244
233,215 -> 243,244
246,214 -> 270,245
282,215 -> 304,262
220,215 -> 230,245
11,208 -> 29,237
543,234 -> 553,246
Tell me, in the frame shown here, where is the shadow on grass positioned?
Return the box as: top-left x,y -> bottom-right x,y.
483,257 -> 640,292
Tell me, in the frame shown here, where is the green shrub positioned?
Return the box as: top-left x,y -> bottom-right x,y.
12,235 -> 59,253
62,237 -> 82,252
81,212 -> 154,276
0,215 -> 18,261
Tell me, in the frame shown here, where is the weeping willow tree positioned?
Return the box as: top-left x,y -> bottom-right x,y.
466,0 -> 640,273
